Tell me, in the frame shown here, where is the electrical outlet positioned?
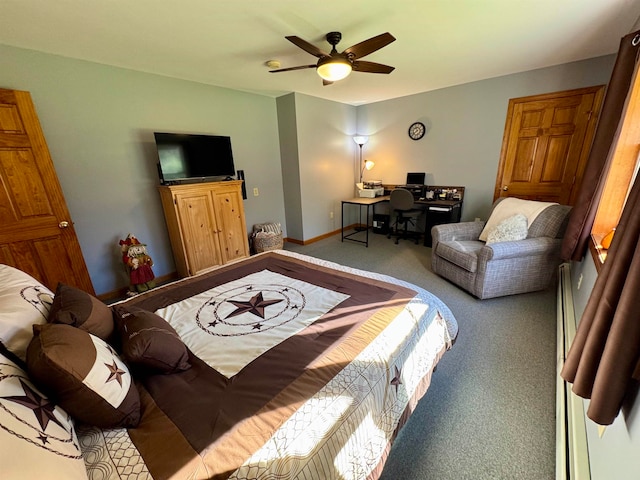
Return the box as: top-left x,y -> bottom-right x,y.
330,211 -> 334,219
253,187 -> 259,197
577,273 -> 583,290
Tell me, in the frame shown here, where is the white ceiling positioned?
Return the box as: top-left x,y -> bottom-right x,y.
1,0 -> 639,105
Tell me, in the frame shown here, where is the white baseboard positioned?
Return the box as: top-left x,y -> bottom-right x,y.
556,263 -> 590,479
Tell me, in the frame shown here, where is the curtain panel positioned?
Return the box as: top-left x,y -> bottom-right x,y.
561,171 -> 640,425
560,30 -> 640,261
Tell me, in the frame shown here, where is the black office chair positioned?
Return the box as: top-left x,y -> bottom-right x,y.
387,188 -> 423,244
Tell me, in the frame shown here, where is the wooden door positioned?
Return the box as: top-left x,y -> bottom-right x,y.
212,183 -> 249,264
174,190 -> 222,275
0,88 -> 95,294
494,86 -> 604,204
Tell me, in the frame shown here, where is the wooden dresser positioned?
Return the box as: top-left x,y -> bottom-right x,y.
158,180 -> 249,277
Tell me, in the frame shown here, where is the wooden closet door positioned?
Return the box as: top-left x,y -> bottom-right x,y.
494,86 -> 604,205
0,88 -> 95,294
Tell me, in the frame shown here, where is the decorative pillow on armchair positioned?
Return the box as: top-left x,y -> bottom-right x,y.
479,197 -> 556,241
0,345 -> 88,479
485,214 -> 528,244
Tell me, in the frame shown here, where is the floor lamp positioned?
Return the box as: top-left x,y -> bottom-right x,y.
353,135 -> 372,231
353,135 -> 369,184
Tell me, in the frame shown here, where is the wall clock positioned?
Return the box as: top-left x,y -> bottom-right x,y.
408,121 -> 426,140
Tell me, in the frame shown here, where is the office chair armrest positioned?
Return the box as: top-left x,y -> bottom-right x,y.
480,237 -> 561,261
432,221 -> 485,243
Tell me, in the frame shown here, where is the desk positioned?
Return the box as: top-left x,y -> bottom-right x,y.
341,196 -> 390,247
341,195 -> 463,247
417,199 -> 462,247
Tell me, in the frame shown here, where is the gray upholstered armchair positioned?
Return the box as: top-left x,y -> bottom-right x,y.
431,199 -> 571,299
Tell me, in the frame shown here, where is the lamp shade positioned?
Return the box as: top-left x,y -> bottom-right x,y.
317,57 -> 352,82
353,135 -> 369,146
364,160 -> 375,171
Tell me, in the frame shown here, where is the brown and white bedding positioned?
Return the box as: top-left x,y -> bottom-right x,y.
0,250 -> 457,480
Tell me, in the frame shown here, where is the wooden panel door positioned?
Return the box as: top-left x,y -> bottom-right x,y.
212,184 -> 249,264
494,86 -> 604,205
174,191 -> 222,275
0,88 -> 95,294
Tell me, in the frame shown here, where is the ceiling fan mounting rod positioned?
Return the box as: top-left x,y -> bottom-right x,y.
326,32 -> 342,48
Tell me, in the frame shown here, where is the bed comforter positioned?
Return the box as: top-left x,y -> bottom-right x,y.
77,250 -> 458,480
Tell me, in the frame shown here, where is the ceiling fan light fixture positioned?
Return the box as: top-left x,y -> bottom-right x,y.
317,57 -> 352,82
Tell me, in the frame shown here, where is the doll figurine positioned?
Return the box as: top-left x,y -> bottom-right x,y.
119,234 -> 156,294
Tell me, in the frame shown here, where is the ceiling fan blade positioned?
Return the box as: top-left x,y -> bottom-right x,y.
285,36 -> 329,58
269,64 -> 317,73
343,32 -> 396,59
352,60 -> 395,74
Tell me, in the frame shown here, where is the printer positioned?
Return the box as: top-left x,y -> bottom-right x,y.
358,180 -> 384,198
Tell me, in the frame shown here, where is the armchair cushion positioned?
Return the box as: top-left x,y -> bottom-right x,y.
431,221 -> 485,243
435,241 -> 484,273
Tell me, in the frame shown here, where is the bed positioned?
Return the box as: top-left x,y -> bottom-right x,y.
0,250 -> 457,480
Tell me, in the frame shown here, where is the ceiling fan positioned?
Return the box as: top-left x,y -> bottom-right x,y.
269,31 -> 396,85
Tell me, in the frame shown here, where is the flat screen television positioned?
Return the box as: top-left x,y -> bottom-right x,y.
154,132 -> 235,185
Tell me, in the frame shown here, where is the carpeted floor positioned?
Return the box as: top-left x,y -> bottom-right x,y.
284,231 -> 556,480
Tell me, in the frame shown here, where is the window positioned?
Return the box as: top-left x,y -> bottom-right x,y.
590,65 -> 640,268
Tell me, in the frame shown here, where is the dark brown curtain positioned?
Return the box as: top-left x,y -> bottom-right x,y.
561,170 -> 640,425
561,30 -> 640,261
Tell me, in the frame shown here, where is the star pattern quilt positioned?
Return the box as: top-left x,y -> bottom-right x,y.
0,251 -> 457,480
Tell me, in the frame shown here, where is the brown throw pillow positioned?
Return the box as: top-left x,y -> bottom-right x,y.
113,305 -> 190,374
48,283 -> 115,342
26,323 -> 140,428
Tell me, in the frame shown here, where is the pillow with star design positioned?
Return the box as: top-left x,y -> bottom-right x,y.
26,323 -> 140,429
0,344 -> 88,479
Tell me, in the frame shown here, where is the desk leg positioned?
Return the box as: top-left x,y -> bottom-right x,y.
365,204 -> 370,247
341,202 -> 345,242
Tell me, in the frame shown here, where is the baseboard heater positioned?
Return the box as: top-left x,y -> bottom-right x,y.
556,263 -> 591,479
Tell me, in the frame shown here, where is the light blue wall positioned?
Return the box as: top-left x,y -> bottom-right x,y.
277,93 -> 358,242
0,44 -> 286,295
293,93 -> 358,239
357,55 -> 616,222
277,93 -> 303,239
